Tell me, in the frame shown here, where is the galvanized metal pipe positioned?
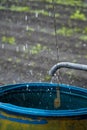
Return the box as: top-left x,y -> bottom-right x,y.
49,62 -> 87,76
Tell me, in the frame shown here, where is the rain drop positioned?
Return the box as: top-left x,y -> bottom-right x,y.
1,44 -> 5,49
35,12 -> 38,18
25,43 -> 28,49
16,46 -> 19,52
23,45 -> 26,51
26,84 -> 29,90
26,25 -> 29,31
83,43 -> 86,47
39,101 -> 41,105
22,93 -> 25,101
25,15 -> 28,21
29,70 -> 33,75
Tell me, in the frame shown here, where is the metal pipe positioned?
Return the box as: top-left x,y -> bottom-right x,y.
49,62 -> 87,76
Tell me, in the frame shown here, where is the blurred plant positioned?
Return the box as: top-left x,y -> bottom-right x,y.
10,5 -> 30,12
26,26 -> 35,32
79,35 -> 87,41
45,0 -> 83,6
83,27 -> 87,34
70,10 -> 86,21
44,75 -> 51,82
30,44 -> 47,55
2,36 -> 16,45
7,58 -> 12,62
55,27 -> 74,37
31,9 -> 50,16
0,6 -> 6,10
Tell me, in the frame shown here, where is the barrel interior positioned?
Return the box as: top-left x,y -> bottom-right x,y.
0,84 -> 87,110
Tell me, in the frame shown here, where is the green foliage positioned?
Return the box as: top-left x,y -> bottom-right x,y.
54,26 -> 84,37
45,0 -> 83,6
30,44 -> 47,55
44,75 -> 51,82
10,5 -> 30,12
56,0 -> 81,6
56,27 -> 74,37
7,58 -> 12,62
70,10 -> 86,21
2,36 -> 16,45
0,6 -> 6,10
15,58 -> 21,63
26,26 -> 35,32
31,9 -> 50,16
0,5 -> 30,12
74,27 -> 82,33
55,13 -> 60,18
79,35 -> 87,41
83,27 -> 87,34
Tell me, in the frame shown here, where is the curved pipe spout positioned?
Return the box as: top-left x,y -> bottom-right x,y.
49,62 -> 87,76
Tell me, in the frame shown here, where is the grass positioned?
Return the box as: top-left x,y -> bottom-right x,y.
70,10 -> 86,21
46,0 -> 84,6
83,27 -> 87,34
44,75 -> 51,82
2,36 -> 16,45
1,0 -> 82,5
0,5 -> 60,17
54,27 -> 74,37
26,26 -> 35,32
0,6 -> 6,10
10,5 -> 30,12
33,9 -> 49,16
79,35 -> 87,41
30,44 -> 47,55
0,5 -> 30,12
52,26 -> 85,37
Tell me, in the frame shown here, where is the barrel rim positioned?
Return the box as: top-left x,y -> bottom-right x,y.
0,82 -> 87,117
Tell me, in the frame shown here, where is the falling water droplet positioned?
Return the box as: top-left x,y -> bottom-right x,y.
16,46 -> 19,52
49,91 -> 52,97
26,84 -> 29,91
23,45 -> 26,51
1,44 -> 5,49
69,87 -> 71,94
50,75 -> 57,83
51,87 -> 53,90
50,77 -> 53,83
37,92 -> 39,96
22,93 -> 25,101
25,15 -> 28,21
83,43 -> 86,47
46,106 -> 48,109
49,12 -> 51,16
25,43 -> 28,49
39,101 -> 41,105
35,12 -> 38,18
47,88 -> 50,92
17,77 -> 20,81
13,80 -> 16,84
29,70 -> 33,75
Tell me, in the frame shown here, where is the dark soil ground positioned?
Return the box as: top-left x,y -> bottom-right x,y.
0,0 -> 87,88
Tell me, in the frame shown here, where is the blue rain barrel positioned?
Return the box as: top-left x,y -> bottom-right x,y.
0,82 -> 87,130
